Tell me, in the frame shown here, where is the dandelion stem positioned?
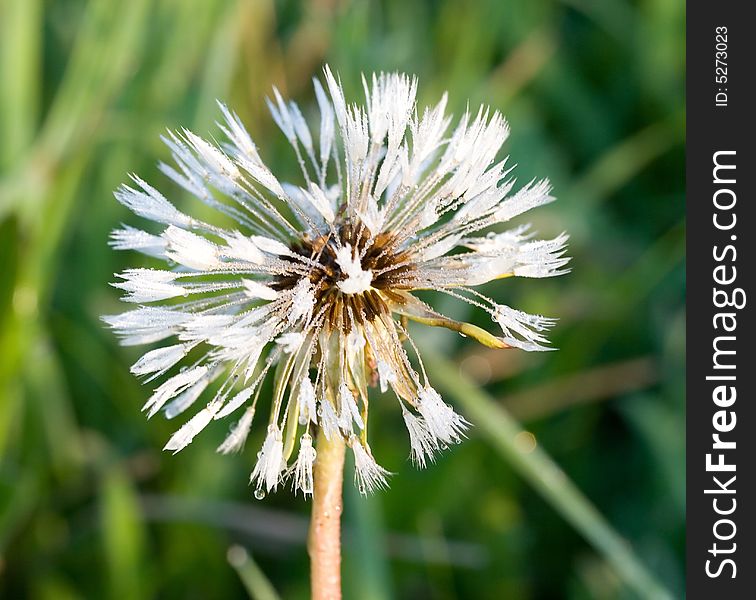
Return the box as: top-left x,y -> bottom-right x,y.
308,428 -> 346,600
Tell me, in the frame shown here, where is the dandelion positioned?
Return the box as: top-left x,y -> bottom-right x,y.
290,432 -> 317,497
106,66 -> 568,599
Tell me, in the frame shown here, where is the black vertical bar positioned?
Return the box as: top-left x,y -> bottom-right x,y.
687,1 -> 754,597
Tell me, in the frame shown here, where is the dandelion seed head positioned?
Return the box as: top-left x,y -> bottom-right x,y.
106,66 -> 568,497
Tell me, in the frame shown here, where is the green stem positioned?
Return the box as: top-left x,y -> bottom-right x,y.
423,350 -> 673,600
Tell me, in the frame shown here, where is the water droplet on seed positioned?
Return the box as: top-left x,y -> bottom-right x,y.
254,489 -> 265,500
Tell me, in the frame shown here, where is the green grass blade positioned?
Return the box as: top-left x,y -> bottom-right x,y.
227,545 -> 282,600
0,0 -> 42,169
423,350 -> 674,600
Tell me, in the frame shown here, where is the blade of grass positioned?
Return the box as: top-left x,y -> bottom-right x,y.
0,0 -> 152,456
36,0 -> 151,168
146,0 -> 228,108
24,333 -> 84,476
422,349 -> 673,600
502,356 -> 658,421
484,26 -> 558,106
227,545 -> 281,600
344,481 -> 393,600
0,0 -> 42,169
0,465 -> 38,550
138,493 -> 484,567
193,0 -> 245,130
100,467 -> 148,600
566,113 -> 684,209
0,0 -> 152,221
417,511 -> 457,600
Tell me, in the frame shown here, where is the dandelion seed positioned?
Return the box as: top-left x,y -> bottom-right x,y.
107,65 -> 568,497
493,304 -> 558,352
290,433 -> 317,496
217,407 -> 256,455
250,424 -> 285,493
130,343 -> 189,377
350,436 -> 391,495
163,225 -> 220,270
164,401 -> 221,454
376,359 -> 397,394
297,377 -> 318,426
338,383 -> 364,433
276,331 -> 305,353
401,404 -> 438,468
243,279 -> 279,301
223,231 -> 265,264
164,370 -> 214,419
416,385 -> 470,447
109,225 -> 167,258
143,365 -> 208,418
319,397 -> 341,442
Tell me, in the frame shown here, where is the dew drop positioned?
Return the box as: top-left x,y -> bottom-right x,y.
254,489 -> 265,500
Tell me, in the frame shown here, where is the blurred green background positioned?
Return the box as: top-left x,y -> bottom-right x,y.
0,0 -> 684,598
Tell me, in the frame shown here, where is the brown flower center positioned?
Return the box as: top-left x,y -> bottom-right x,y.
273,220 -> 413,329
